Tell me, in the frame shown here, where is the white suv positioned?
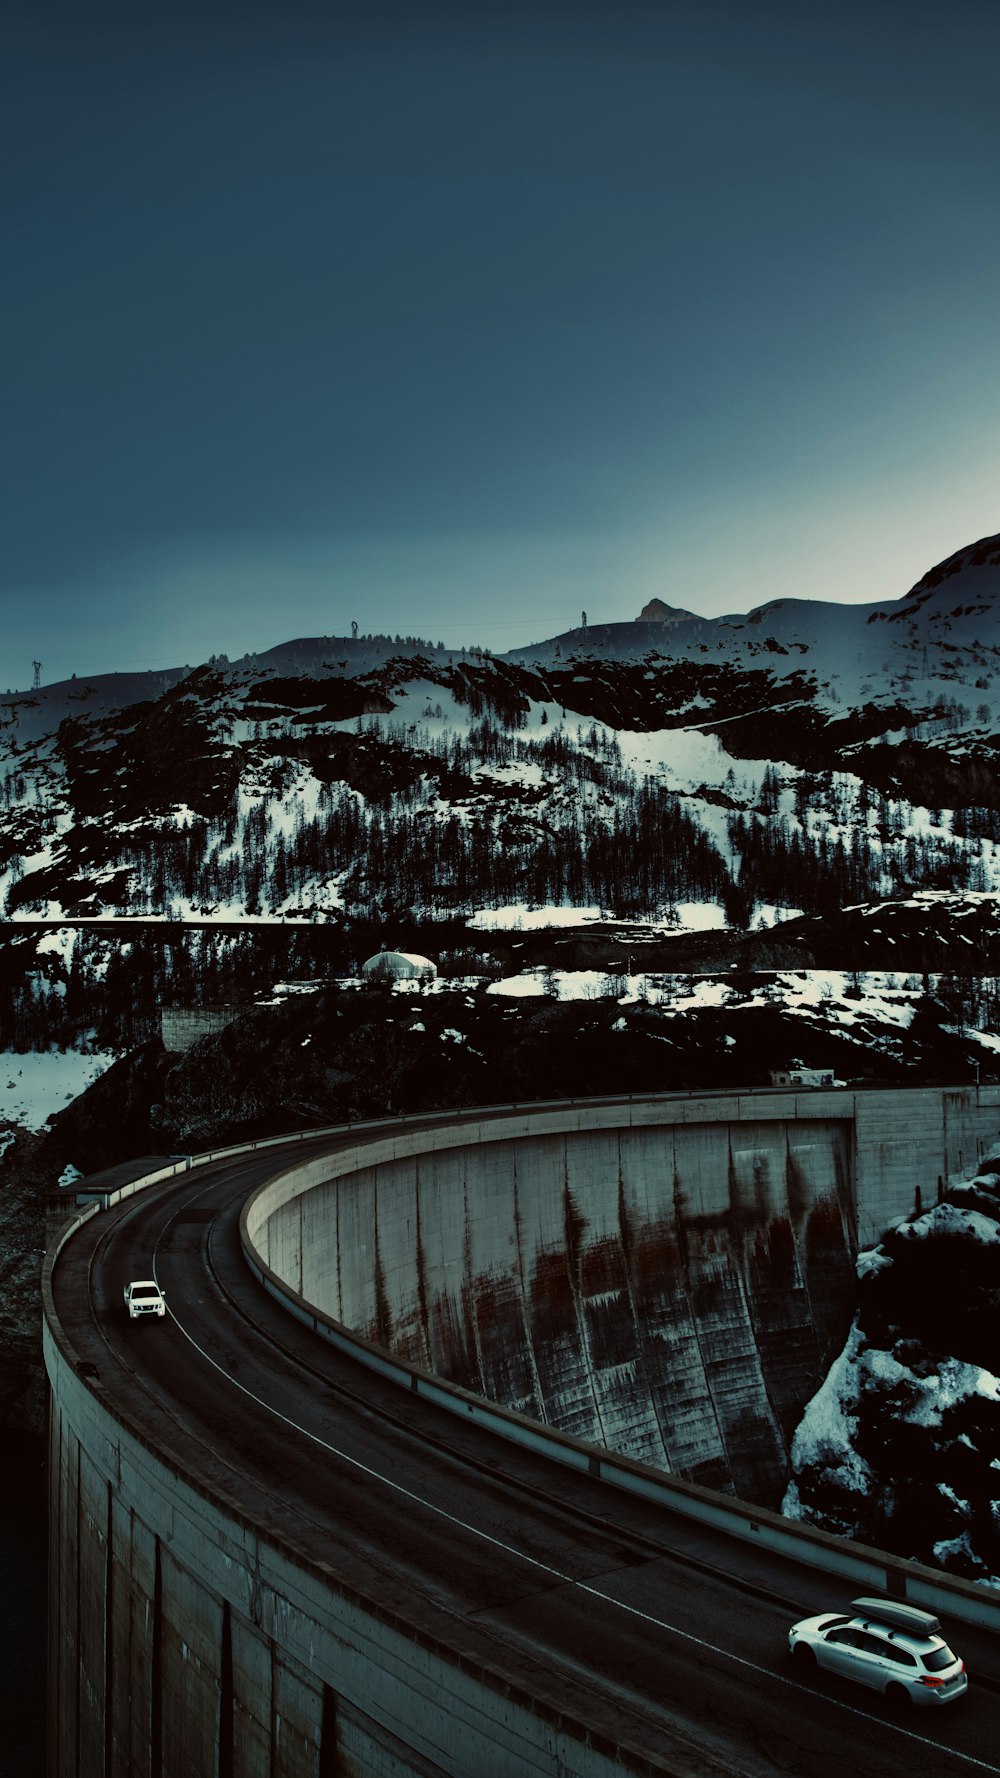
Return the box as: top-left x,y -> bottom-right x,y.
123,1279 -> 167,1321
789,1596 -> 967,1706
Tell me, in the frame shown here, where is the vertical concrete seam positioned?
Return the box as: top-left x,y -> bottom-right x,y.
835,1115 -> 858,1256
74,1436 -> 82,1778
104,1480 -> 114,1778
218,1601 -> 233,1778
371,1168 -> 392,1349
151,1537 -> 163,1778
334,1168 -> 343,1326
512,1140 -> 545,1419
298,1189 -> 304,1301
563,1134 -> 607,1450
616,1129 -> 671,1473
671,1151 -> 729,1476
269,1633 -> 278,1774
48,1401 -> 61,1778
413,1156 -> 430,1368
126,1505 -> 136,1772
725,1134 -> 785,1463
788,1127 -> 845,1378
463,1147 -> 486,1394
849,1098 -> 862,1247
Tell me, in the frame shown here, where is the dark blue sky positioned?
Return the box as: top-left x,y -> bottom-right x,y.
4,1 -> 1000,686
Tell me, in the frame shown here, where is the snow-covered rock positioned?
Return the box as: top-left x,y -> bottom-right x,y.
783,1155 -> 1000,1583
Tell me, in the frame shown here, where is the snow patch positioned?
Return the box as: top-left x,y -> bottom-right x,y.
0,1050 -> 118,1131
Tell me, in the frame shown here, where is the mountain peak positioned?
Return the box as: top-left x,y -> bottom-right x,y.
905,531 -> 1000,597
635,597 -> 698,624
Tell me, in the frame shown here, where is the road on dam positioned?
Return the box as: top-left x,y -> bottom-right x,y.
53,1133 -> 1000,1778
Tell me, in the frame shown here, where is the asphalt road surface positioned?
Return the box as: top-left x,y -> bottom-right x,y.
52,1135 -> 1000,1778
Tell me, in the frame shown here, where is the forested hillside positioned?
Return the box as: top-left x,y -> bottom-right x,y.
1,641 -> 997,933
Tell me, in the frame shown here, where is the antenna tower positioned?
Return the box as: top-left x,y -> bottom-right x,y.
32,661 -> 42,689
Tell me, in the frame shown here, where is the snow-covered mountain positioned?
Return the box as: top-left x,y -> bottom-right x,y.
0,536 -> 996,962
513,536 -> 999,808
521,530 -> 1000,707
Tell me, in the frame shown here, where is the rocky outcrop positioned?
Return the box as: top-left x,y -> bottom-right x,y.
635,598 -> 699,624
783,1149 -> 1000,1584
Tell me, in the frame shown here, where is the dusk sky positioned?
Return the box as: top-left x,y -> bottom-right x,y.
4,1 -> 1000,688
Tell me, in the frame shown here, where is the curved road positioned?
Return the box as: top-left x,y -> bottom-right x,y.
52,1135 -> 1000,1778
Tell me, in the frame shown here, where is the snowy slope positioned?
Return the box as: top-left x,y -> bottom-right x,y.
512,531 -> 1000,727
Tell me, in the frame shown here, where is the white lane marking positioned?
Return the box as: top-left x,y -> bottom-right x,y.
145,1192 -> 998,1775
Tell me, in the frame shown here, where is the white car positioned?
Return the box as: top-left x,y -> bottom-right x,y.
123,1279 -> 167,1321
789,1597 -> 967,1706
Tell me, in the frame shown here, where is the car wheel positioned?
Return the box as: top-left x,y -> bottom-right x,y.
885,1682 -> 912,1708
793,1644 -> 816,1668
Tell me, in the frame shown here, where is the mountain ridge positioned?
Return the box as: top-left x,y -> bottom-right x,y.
5,528 -> 998,715
0,529 -> 996,948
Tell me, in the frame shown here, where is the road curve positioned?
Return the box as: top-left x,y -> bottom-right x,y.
52,1131 -> 1000,1778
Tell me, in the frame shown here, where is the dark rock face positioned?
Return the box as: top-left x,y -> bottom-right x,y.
58,668 -> 242,826
783,1150 -> 1000,1584
0,1131 -> 50,1448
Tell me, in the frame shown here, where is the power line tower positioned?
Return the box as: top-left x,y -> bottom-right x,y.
32,661 -> 42,689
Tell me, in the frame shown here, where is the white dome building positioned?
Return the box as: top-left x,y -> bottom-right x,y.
360,950 -> 437,982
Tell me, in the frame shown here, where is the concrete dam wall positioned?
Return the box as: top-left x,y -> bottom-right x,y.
248,1086 -> 1000,1509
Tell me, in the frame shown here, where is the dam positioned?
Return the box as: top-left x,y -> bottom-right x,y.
45,1084 -> 1000,1777
250,1108 -> 855,1504
245,1084 -> 998,1506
